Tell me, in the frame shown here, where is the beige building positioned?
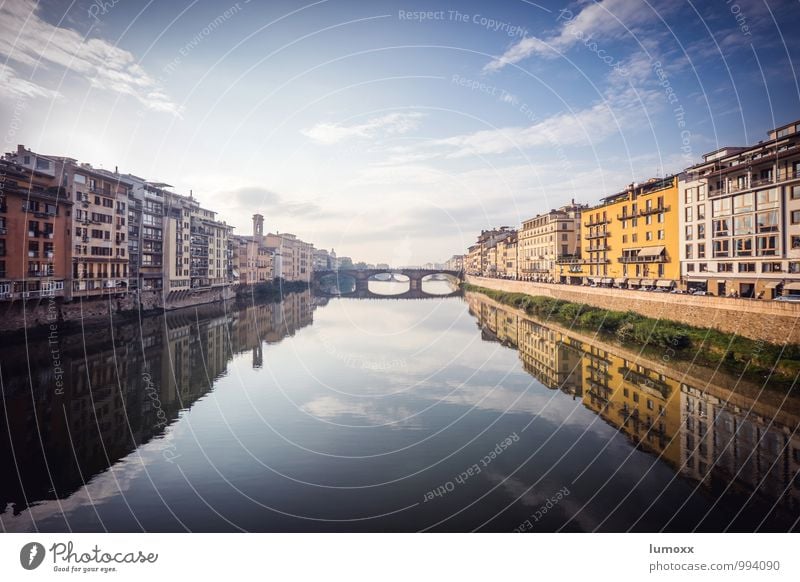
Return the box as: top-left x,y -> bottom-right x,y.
519,203 -> 585,283
265,232 -> 313,283
466,244 -> 481,275
680,119 -> 800,297
495,233 -> 518,278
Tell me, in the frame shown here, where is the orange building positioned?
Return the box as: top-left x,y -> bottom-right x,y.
0,159 -> 72,300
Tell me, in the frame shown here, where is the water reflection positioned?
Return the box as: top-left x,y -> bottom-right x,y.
1,285 -> 798,532
467,291 -> 800,524
0,291 -> 316,521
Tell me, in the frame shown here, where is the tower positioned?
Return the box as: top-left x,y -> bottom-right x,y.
253,214 -> 264,239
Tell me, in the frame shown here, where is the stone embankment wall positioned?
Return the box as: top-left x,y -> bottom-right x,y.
0,287 -> 237,333
467,275 -> 800,345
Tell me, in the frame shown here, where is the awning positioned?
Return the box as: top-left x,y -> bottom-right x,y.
232,270 -> 240,277
687,278 -> 707,283
763,281 -> 781,289
637,246 -> 665,258
614,278 -> 627,285
628,279 -> 641,286
641,279 -> 655,286
656,280 -> 674,288
784,282 -> 800,291
601,278 -> 613,284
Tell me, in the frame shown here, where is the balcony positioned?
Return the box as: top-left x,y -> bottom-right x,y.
618,206 -> 670,220
586,244 -> 611,252
555,254 -> 581,264
584,231 -> 609,240
582,258 -> 610,264
584,218 -> 611,227
28,270 -> 55,278
618,254 -> 667,264
522,267 -> 550,274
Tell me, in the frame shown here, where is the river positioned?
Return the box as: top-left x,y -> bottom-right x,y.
1,280 -> 798,532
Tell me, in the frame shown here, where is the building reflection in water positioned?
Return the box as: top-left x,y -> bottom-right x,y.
466,291 -> 800,516
0,291 -> 316,516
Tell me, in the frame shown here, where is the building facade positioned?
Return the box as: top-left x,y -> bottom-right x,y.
265,232 -> 313,283
520,203 -> 585,283
581,176 -> 679,288
679,119 -> 800,297
0,159 -> 72,300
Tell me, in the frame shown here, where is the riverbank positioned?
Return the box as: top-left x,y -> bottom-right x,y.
0,281 -> 310,335
464,282 -> 800,384
466,275 -> 800,345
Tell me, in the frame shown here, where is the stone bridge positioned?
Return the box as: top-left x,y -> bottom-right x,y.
313,269 -> 463,299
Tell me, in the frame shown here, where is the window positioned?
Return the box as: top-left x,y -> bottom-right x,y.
74,174 -> 86,184
757,235 -> 778,256
735,237 -> 753,257
646,231 -> 653,241
699,263 -> 708,272
712,198 -> 731,216
658,230 -> 665,240
632,233 -> 638,242
713,239 -> 730,258
685,225 -> 693,241
757,188 -> 779,209
697,223 -> 706,239
685,207 -> 693,222
792,185 -> 800,200
719,263 -> 733,272
792,235 -> 800,250
686,263 -> 695,272
697,204 -> 706,220
734,215 -> 754,235
792,210 -> 800,224
685,244 -> 693,259
685,188 -> 694,204
789,262 -> 800,274
733,193 -> 754,214
713,219 -> 730,237
738,262 -> 755,272
762,262 -> 782,273
698,184 -> 706,201
754,210 -> 778,233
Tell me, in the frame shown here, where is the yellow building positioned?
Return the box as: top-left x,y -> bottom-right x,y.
580,176 -> 680,289
580,346 -> 683,467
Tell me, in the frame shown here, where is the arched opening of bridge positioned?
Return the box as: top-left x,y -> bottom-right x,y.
318,272 -> 356,295
421,273 -> 460,295
368,273 -> 410,295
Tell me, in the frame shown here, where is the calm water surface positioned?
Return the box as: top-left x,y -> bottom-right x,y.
1,281 -> 799,532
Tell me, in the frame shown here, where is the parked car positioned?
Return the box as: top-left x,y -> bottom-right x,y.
774,295 -> 800,302
691,290 -> 707,296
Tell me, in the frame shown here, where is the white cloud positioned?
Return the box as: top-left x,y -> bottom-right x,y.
0,64 -> 61,100
302,112 -> 424,144
483,0 -> 661,72
0,0 -> 181,115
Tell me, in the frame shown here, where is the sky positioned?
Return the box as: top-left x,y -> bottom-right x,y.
1,0 -> 799,265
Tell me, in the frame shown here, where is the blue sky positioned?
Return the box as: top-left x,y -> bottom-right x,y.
2,0 -> 799,264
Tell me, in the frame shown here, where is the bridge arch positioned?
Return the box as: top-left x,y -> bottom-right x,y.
313,268 -> 463,299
